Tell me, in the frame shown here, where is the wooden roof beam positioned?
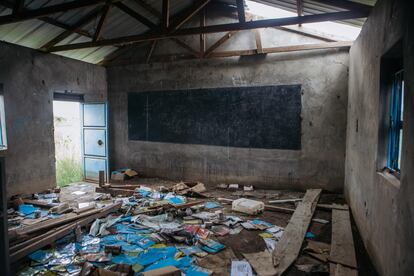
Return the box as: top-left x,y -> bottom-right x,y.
0,0 -> 112,26
170,38 -> 199,57
113,2 -> 158,30
204,30 -> 237,57
162,0 -> 169,29
40,7 -> 102,52
49,10 -> 368,52
133,0 -> 161,19
236,0 -> 245,23
168,0 -> 211,32
93,4 -> 111,42
0,0 -> 93,37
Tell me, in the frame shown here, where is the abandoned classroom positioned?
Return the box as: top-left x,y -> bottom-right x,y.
0,0 -> 412,275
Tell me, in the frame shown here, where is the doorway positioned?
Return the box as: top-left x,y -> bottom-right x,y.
53,100 -> 83,186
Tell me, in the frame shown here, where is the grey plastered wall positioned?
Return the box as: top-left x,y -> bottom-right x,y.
344,0 -> 414,275
0,42 -> 107,196
107,28 -> 349,191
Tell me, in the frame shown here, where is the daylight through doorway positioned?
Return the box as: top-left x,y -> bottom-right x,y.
53,100 -> 83,186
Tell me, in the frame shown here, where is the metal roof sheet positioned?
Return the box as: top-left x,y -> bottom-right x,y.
0,0 -> 375,64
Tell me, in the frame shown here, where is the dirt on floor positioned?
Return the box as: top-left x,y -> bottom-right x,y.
56,178 -> 378,276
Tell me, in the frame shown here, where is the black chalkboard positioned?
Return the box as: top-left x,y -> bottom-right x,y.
128,85 -> 301,150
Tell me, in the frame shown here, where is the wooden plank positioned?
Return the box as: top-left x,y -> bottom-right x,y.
243,251 -> 277,276
22,199 -> 57,208
332,263 -> 358,276
133,0 -> 161,18
168,0 -> 211,32
264,204 -> 295,214
272,189 -> 322,274
96,186 -> 136,196
162,0 -> 169,29
199,7 -> 205,58
13,208 -> 101,236
40,7 -> 102,51
48,11 -> 363,52
254,29 -> 263,54
268,198 -> 302,204
329,208 -> 357,269
170,38 -> 199,57
146,40 -> 157,63
93,5 -> 111,42
236,0 -> 245,23
204,31 -> 237,57
10,203 -> 121,263
317,203 -> 349,211
114,2 -> 157,29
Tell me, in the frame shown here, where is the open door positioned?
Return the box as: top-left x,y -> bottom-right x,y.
82,103 -> 109,182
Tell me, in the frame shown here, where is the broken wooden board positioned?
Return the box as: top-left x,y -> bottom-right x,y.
10,202 -> 121,263
264,204 -> 295,214
96,186 -> 136,196
22,199 -> 58,208
329,207 -> 358,275
243,251 -> 277,276
317,204 -> 349,211
13,208 -> 101,237
272,189 -> 322,275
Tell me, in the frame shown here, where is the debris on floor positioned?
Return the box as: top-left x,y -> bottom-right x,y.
8,181 -> 356,276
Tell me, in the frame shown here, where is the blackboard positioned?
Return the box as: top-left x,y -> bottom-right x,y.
128,85 -> 301,150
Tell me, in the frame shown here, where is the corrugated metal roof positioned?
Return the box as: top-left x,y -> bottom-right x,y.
250,0 -> 376,27
0,0 -> 374,64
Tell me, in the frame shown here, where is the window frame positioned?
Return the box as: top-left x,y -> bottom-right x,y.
387,69 -> 404,173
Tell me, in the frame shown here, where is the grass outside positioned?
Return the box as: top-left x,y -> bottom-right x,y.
56,158 -> 83,187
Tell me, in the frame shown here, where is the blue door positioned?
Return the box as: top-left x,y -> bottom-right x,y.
82,103 -> 108,182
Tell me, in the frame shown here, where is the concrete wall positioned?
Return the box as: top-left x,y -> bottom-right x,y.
107,27 -> 349,191
345,0 -> 414,275
0,42 -> 107,196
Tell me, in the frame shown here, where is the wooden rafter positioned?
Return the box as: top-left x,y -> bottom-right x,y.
133,0 -> 161,19
170,38 -> 199,57
168,0 -> 211,32
204,31 -> 237,57
93,4 -> 111,42
199,7 -> 205,58
146,40 -> 157,63
236,0 -> 245,23
40,7 -> 102,51
0,0 -> 93,38
162,0 -> 169,29
113,41 -> 352,65
48,10 -> 368,52
296,0 -> 303,26
209,41 -> 352,58
253,29 -> 263,54
114,2 -> 157,30
0,0 -> 112,26
12,0 -> 24,15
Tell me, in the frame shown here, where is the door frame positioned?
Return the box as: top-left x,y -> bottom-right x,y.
81,102 -> 109,182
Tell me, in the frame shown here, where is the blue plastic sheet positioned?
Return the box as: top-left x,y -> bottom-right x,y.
18,204 -> 39,216
205,201 -> 222,209
167,197 -> 185,205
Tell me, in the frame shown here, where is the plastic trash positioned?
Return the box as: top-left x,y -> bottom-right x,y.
232,198 -> 265,215
231,260 -> 254,276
